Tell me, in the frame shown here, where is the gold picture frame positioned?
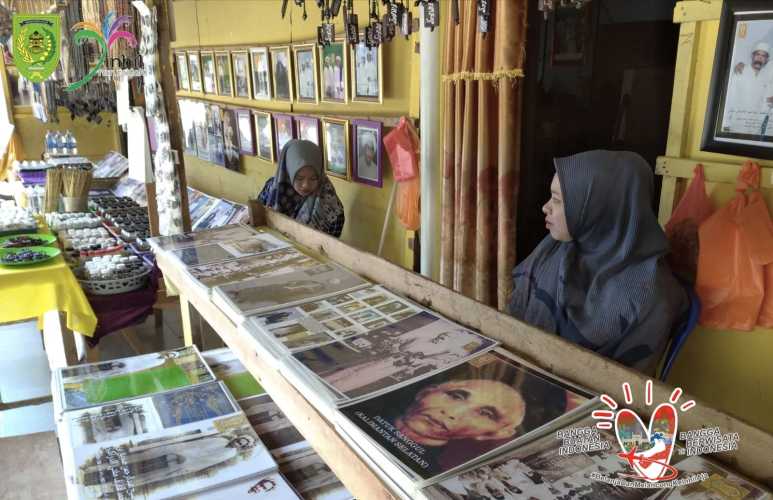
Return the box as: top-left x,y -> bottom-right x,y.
231,50 -> 252,99
269,45 -> 293,102
175,52 -> 190,91
319,40 -> 349,104
200,50 -> 216,94
254,111 -> 275,162
322,117 -> 350,180
250,47 -> 272,100
187,51 -> 203,93
214,50 -> 234,97
293,43 -> 319,104
351,40 -> 383,104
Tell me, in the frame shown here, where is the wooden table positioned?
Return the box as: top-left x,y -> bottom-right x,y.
156,206 -> 773,496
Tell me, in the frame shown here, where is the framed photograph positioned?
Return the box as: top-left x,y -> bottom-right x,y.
293,43 -> 319,103
273,113 -> 295,157
703,0 -> 773,158
206,104 -> 225,167
236,109 -> 256,156
270,46 -> 293,101
200,51 -> 216,94
175,52 -> 190,91
221,108 -> 241,171
322,117 -> 350,179
352,119 -> 382,187
215,51 -> 234,97
187,51 -> 203,92
352,41 -> 382,103
254,111 -> 275,162
250,47 -> 272,100
179,99 -> 198,155
294,115 -> 321,146
319,41 -> 348,103
231,50 -> 252,99
551,4 -> 590,65
193,101 -> 209,161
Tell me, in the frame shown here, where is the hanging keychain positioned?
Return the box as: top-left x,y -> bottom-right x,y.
370,0 -> 383,46
401,0 -> 413,39
477,0 -> 490,35
345,0 -> 359,45
381,0 -> 396,42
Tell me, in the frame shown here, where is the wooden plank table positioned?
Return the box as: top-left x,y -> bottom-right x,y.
156,206 -> 773,494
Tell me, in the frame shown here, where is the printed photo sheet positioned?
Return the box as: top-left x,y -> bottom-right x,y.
650,455 -> 771,500
239,393 -> 311,463
338,349 -> 594,482
59,346 -> 215,412
187,471 -> 301,499
214,263 -> 369,317
248,285 -> 423,352
279,449 -> 352,500
203,348 -> 265,399
62,381 -> 238,448
69,413 -> 276,500
170,232 -> 291,267
292,311 -> 497,401
147,223 -> 258,252
187,247 -> 319,290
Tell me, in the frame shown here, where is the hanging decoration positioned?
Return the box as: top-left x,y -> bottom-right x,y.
415,0 -> 439,31
538,0 -> 592,19
344,0 -> 358,45
364,0 -> 382,48
477,0 -> 490,35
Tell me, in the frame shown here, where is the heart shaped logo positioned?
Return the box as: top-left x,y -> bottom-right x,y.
614,403 -> 678,482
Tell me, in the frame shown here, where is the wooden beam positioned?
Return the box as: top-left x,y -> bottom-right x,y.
665,22 -> 699,159
261,209 -> 773,485
155,250 -> 400,500
673,1 -> 722,24
657,155 -> 773,188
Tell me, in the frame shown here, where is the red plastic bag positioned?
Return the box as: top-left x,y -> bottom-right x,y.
695,161 -> 773,331
384,117 -> 419,181
664,164 -> 714,283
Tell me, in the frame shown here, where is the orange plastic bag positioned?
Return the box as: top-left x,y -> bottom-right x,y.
384,117 -> 421,230
744,191 -> 773,327
664,164 -> 714,283
695,161 -> 773,331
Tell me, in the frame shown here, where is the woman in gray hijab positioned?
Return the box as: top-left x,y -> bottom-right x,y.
509,150 -> 688,373
258,139 -> 345,237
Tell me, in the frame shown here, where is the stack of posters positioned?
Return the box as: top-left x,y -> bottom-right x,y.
213,264 -> 369,324
245,285 -> 424,353
168,231 -> 289,267
203,348 -> 265,399
290,311 -> 498,404
187,471 -> 301,499
334,348 -> 597,496
52,346 -> 216,414
192,198 -> 245,231
147,224 -> 260,253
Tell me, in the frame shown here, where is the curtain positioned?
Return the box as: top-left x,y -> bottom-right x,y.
440,0 -> 527,311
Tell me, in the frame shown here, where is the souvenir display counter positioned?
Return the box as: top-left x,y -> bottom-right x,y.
152,205 -> 773,499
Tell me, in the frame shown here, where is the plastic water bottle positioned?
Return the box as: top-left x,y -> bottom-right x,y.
65,131 -> 77,155
45,131 -> 56,153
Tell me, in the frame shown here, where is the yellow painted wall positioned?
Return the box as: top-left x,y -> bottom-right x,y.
170,0 -> 420,268
13,107 -> 121,161
661,2 -> 773,434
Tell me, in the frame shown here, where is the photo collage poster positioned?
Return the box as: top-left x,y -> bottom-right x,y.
292,311 -> 498,402
248,285 -> 424,352
203,348 -> 264,400
339,350 -> 594,481
169,230 -> 290,267
148,224 -> 259,252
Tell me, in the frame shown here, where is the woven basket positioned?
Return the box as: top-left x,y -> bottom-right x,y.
78,264 -> 152,296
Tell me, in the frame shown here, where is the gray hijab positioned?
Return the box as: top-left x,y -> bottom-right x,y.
267,139 -> 344,235
509,150 -> 687,372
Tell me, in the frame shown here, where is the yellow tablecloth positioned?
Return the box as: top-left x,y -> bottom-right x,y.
0,254 -> 97,336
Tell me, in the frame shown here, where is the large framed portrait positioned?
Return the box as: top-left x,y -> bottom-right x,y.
319,41 -> 348,104
187,51 -> 203,92
254,111 -> 275,162
352,41 -> 382,103
322,118 -> 350,179
215,51 -> 234,97
236,109 -> 256,156
207,104 -> 225,167
294,116 -> 321,146
221,108 -> 241,171
293,43 -> 319,104
200,51 -> 216,94
250,47 -> 272,100
273,113 -> 296,157
352,119 -> 382,187
270,46 -> 293,102
176,52 -> 190,91
231,50 -> 252,99
703,0 -> 773,158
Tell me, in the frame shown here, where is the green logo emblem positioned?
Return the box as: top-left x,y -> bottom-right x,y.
12,14 -> 61,83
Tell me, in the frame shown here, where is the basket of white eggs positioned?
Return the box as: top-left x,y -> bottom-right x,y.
75,254 -> 153,295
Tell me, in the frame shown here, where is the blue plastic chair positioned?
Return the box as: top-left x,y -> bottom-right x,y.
659,283 -> 701,382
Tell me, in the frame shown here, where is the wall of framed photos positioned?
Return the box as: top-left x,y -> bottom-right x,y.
169,0 -> 422,269
655,0 -> 773,435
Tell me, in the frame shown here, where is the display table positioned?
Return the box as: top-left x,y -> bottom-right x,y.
155,207 -> 773,497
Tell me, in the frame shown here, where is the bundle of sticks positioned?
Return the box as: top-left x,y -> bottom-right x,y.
44,167 -> 63,213
62,167 -> 93,198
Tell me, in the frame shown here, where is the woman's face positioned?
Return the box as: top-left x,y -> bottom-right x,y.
293,165 -> 320,197
543,174 -> 572,242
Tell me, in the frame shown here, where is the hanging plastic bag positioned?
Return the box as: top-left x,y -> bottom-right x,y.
743,190 -> 773,327
384,117 -> 421,230
664,164 -> 714,284
695,161 -> 773,331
